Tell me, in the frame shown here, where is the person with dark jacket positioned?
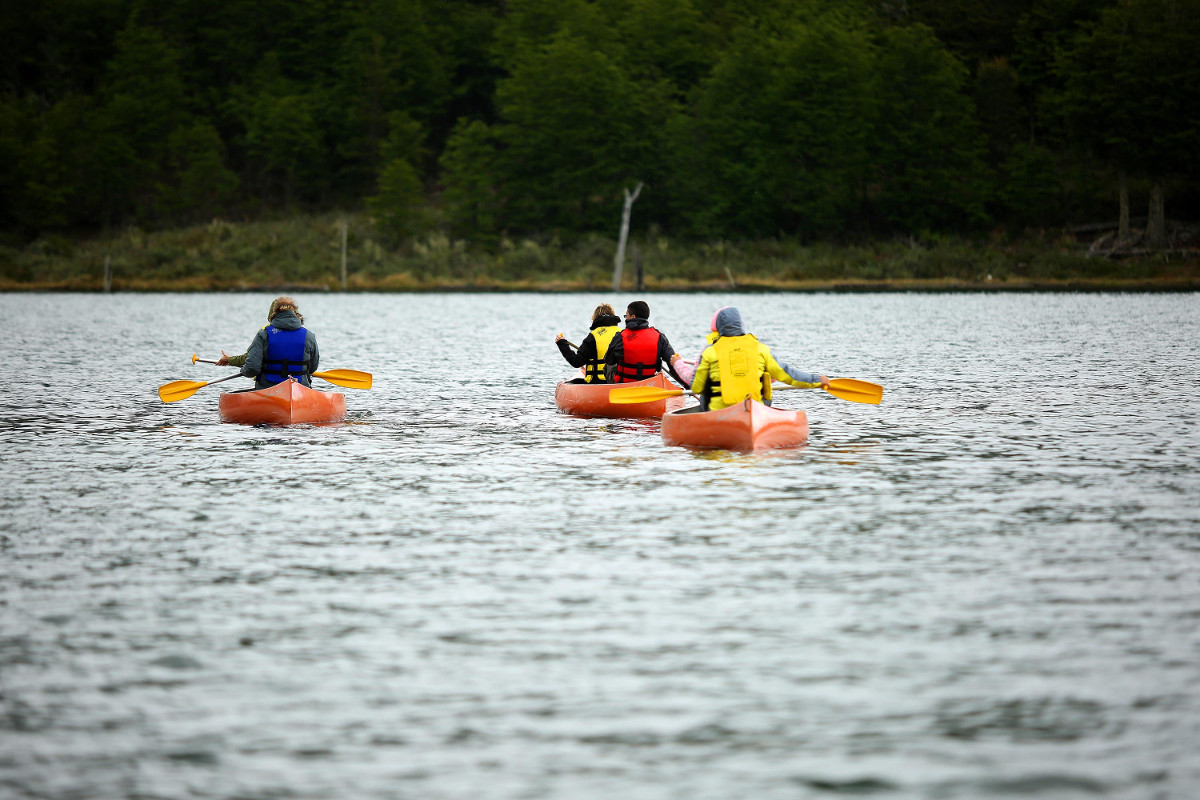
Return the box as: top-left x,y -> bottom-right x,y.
217,296 -> 320,389
604,300 -> 686,386
555,303 -> 621,383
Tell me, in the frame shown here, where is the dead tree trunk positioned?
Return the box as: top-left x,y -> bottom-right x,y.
1147,179 -> 1165,249
612,182 -> 643,292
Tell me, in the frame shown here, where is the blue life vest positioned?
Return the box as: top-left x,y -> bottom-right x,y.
262,326 -> 309,385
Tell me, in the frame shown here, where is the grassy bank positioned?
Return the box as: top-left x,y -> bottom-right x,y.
2,213 -> 1198,292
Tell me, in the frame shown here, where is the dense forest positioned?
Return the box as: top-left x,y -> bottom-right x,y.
2,0 -> 1198,253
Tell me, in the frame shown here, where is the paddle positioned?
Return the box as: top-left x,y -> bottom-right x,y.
158,373 -> 243,403
609,378 -> 883,406
191,355 -> 372,390
310,369 -> 372,390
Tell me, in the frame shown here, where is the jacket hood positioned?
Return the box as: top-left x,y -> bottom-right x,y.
714,307 -> 746,337
625,317 -> 650,331
268,309 -> 304,330
591,313 -> 620,329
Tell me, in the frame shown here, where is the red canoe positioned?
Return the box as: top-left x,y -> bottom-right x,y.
218,378 -> 346,425
661,398 -> 808,451
555,371 -> 685,419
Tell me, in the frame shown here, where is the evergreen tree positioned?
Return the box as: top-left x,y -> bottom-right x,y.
871,24 -> 990,232
1060,0 -> 1200,245
485,28 -> 659,233
675,11 -> 878,238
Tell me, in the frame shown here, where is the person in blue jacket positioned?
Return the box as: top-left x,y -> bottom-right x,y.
217,296 -> 319,389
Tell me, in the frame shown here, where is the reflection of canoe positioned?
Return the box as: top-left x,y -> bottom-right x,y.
555,372 -> 684,419
219,378 -> 346,425
661,398 -> 808,451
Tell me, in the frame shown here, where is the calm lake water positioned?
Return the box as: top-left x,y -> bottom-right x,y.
2,291 -> 1198,800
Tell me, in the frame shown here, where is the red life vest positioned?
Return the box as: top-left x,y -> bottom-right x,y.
613,326 -> 662,383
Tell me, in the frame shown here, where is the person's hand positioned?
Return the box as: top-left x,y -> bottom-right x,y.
215,349 -> 231,366
818,374 -> 831,388
670,353 -> 681,365
555,332 -> 564,342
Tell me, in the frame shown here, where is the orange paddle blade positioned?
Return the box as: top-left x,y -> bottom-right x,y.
312,369 -> 372,390
824,378 -> 883,405
609,386 -> 687,404
158,379 -> 209,403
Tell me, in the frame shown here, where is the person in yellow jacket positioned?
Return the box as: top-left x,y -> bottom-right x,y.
554,303 -> 621,383
691,306 -> 831,410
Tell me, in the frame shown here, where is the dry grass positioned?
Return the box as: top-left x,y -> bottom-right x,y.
2,213 -> 1197,291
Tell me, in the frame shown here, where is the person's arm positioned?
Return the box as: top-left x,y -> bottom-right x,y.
690,349 -> 713,394
217,350 -> 247,368
555,334 -> 592,368
690,348 -> 715,410
604,335 -> 624,382
656,332 -> 687,387
767,351 -> 828,388
306,331 -> 319,377
241,330 -> 267,379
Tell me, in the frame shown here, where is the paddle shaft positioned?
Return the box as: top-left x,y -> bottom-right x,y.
202,373 -> 242,389
609,378 -> 882,405
158,372 -> 244,402
193,355 -> 371,389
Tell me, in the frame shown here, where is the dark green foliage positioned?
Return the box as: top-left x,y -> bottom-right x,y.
974,58 -> 1024,165
332,0 -> 449,189
367,112 -> 428,241
673,11 -> 878,239
367,158 -> 424,242
996,141 -> 1061,227
613,0 -> 719,95
1012,0 -> 1115,146
0,0 -> 1196,252
870,24 -> 990,232
908,0 -> 1035,65
486,28 -> 663,233
99,21 -> 189,223
440,119 -> 502,239
1059,0 -> 1200,179
165,122 -> 240,222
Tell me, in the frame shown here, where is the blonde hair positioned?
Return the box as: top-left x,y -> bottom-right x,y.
268,296 -> 303,323
591,303 -> 615,322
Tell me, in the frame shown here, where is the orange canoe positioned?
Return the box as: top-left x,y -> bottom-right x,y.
555,372 -> 685,419
218,378 -> 346,425
661,398 -> 808,451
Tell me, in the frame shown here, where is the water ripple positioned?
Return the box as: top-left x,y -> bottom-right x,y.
2,292 -> 1199,799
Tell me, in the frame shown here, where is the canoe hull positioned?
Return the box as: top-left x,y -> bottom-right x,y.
661,398 -> 808,451
555,372 -> 684,419
218,378 -> 346,425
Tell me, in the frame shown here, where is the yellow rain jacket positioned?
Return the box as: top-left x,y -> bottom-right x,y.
691,335 -> 821,410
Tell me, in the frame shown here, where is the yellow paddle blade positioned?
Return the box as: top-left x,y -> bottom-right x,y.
825,378 -> 883,405
312,369 -> 373,390
158,379 -> 208,403
609,386 -> 686,404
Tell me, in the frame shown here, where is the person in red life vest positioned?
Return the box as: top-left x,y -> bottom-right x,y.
215,296 -> 320,389
604,300 -> 687,386
554,303 -> 621,383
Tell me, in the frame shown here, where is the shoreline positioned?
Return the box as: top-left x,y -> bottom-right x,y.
4,212 -> 1197,294
3,278 -> 1198,293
